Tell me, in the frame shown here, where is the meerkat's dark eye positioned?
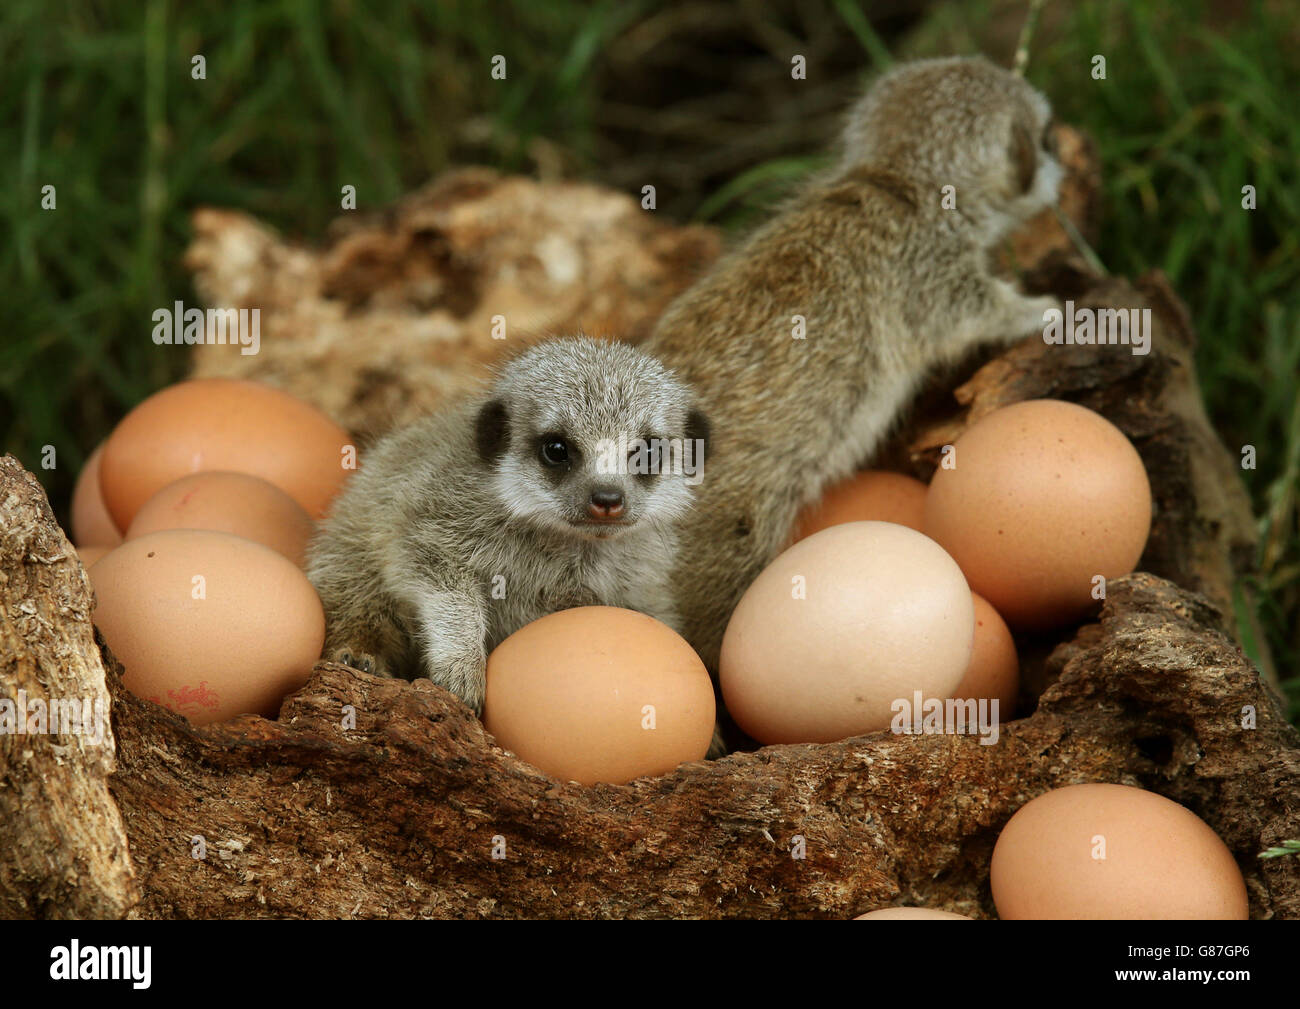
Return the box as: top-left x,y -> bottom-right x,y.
538,436 -> 570,468
629,433 -> 661,480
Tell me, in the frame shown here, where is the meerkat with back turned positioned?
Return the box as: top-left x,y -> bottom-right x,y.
643,56 -> 1064,672
307,336 -> 708,712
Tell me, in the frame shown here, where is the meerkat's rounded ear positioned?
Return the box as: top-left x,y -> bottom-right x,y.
1009,119 -> 1037,195
475,399 -> 510,462
686,407 -> 710,452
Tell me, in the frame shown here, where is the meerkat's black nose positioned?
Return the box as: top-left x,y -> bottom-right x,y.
588,488 -> 625,519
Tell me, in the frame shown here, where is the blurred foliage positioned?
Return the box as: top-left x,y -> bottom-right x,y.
1,0 -> 1296,715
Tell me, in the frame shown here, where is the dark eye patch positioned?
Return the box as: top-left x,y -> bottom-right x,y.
685,409 -> 709,452
475,399 -> 509,463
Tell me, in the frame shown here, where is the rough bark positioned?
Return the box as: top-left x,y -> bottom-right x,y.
111,575 -> 1300,920
0,458 -> 137,918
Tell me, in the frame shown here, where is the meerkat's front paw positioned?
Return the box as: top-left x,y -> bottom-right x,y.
983,285 -> 1061,345
424,658 -> 487,715
1021,293 -> 1064,337
331,646 -> 393,679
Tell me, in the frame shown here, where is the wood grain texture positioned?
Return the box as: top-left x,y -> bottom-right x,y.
0,457 -> 137,919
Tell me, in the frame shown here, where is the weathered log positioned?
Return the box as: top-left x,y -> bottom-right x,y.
0,458 -> 137,919
2,482 -> 1295,917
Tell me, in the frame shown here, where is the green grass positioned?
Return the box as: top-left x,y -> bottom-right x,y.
1037,0 -> 1300,711
3,0 -> 1296,717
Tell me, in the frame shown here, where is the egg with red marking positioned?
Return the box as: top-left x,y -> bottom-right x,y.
92,530 -> 325,724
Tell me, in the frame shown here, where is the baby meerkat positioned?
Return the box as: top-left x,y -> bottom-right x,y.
643,55 -> 1064,672
306,336 -> 708,713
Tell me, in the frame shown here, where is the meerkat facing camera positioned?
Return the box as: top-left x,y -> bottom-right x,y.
643,56 -> 1064,673
307,336 -> 708,712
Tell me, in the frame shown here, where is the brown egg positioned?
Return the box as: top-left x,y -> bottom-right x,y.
126,471 -> 315,567
483,607 -> 715,786
990,783 -> 1249,919
71,444 -> 123,547
791,470 -> 927,543
855,908 -> 972,920
99,378 -> 354,531
720,522 -> 974,745
923,400 -> 1151,630
92,530 -> 325,724
949,592 -> 1019,718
